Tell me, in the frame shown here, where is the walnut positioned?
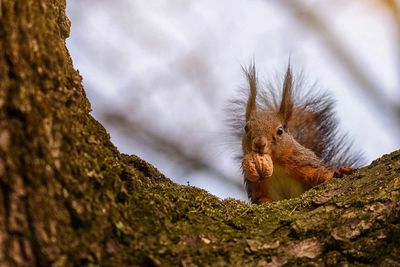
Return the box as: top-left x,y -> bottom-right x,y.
242,152 -> 273,182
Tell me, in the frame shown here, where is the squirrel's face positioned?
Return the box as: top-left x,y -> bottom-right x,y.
243,111 -> 292,158
242,63 -> 295,161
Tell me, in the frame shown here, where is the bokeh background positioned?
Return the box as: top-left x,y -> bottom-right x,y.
66,0 -> 400,201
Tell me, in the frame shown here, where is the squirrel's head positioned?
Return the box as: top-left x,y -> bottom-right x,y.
242,64 -> 294,159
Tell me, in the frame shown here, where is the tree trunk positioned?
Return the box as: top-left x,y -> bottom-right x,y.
0,1 -> 399,266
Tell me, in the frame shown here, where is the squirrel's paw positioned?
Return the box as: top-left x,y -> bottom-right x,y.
333,166 -> 356,178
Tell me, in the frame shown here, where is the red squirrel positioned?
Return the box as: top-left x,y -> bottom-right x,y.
229,63 -> 363,203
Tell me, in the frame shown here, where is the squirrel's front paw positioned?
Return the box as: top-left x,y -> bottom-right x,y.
333,166 -> 356,178
242,152 -> 273,182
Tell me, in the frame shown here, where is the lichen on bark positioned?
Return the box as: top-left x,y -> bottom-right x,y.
0,1 -> 399,266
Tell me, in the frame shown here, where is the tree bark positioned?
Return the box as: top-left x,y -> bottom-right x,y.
0,1 -> 399,266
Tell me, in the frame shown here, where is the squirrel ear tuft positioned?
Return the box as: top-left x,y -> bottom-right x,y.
243,62 -> 258,121
279,63 -> 294,123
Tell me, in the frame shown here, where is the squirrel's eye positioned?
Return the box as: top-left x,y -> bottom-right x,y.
276,127 -> 284,136
244,124 -> 249,134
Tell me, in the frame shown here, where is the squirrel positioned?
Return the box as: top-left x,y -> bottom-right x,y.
228,63 -> 364,204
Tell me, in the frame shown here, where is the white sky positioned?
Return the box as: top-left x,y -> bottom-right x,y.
66,0 -> 399,201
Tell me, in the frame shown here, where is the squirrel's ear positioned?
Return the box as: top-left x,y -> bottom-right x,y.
244,62 -> 258,121
279,64 -> 294,123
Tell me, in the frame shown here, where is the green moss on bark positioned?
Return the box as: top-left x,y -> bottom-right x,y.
104,151 -> 399,266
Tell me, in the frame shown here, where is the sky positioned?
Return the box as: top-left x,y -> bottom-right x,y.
66,0 -> 399,201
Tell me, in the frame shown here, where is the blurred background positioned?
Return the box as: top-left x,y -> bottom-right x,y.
66,0 -> 400,201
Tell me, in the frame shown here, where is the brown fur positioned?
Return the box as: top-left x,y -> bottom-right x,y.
228,63 -> 364,203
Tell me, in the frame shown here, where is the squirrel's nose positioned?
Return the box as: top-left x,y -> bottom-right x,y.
253,137 -> 267,154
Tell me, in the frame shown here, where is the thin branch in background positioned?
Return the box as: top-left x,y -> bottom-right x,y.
275,0 -> 400,130
103,111 -> 244,191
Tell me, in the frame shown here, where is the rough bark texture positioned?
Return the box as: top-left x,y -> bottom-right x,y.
0,1 -> 399,266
